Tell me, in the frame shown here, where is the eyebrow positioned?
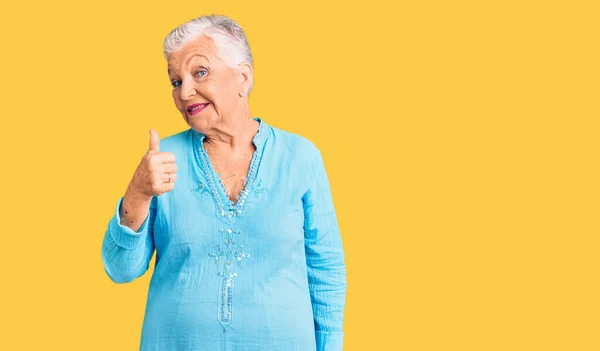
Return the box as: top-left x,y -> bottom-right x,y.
168,54 -> 211,76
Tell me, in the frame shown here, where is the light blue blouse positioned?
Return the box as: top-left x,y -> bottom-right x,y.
101,118 -> 347,350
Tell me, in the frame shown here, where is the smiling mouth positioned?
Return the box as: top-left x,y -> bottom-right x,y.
187,103 -> 209,115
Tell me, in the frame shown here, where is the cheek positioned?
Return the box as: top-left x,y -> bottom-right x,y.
202,84 -> 223,109
204,81 -> 220,99
206,80 -> 236,106
172,92 -> 184,110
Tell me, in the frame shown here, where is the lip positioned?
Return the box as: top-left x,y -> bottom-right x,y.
186,103 -> 210,116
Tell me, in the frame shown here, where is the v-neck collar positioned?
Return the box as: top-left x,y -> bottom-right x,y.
191,118 -> 270,220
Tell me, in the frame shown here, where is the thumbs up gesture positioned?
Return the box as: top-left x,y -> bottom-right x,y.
128,129 -> 177,199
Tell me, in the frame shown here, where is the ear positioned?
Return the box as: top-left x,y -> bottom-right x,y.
237,63 -> 253,96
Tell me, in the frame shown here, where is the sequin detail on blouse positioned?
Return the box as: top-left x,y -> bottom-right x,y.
190,179 -> 210,197
192,118 -> 269,330
208,228 -> 250,328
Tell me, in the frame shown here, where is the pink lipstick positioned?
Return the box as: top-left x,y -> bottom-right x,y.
187,103 -> 209,116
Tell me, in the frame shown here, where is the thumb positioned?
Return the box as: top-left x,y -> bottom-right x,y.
149,129 -> 160,152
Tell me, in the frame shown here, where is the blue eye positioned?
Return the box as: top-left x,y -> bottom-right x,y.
171,80 -> 181,88
195,69 -> 208,77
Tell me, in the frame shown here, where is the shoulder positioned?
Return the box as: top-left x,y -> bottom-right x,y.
268,126 -> 327,184
270,126 -> 322,161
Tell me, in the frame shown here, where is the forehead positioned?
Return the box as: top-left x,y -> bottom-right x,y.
167,35 -> 221,74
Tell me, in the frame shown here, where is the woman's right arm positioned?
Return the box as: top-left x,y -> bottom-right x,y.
101,191 -> 156,284
101,129 -> 176,283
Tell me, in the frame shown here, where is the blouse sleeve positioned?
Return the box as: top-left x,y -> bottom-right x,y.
303,149 -> 348,351
101,196 -> 156,284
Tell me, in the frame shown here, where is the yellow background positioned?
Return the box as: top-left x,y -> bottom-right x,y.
1,0 -> 598,350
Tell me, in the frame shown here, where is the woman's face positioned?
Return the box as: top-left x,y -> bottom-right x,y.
167,35 -> 251,132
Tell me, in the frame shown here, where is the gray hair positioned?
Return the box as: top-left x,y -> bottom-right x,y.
163,14 -> 254,93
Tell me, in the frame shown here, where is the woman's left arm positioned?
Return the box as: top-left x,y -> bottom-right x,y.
303,148 -> 348,351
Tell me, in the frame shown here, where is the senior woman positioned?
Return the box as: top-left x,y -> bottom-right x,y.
101,14 -> 347,351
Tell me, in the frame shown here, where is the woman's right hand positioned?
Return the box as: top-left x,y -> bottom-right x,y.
128,129 -> 178,200
119,129 -> 177,231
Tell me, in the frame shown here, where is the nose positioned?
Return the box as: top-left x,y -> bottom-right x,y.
179,77 -> 197,100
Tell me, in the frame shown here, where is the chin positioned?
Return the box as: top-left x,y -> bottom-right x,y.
186,117 -> 209,133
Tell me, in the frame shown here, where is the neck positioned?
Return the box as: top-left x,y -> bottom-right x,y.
203,115 -> 260,151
